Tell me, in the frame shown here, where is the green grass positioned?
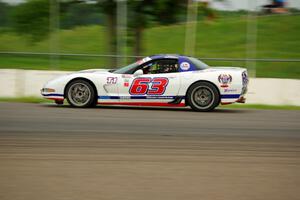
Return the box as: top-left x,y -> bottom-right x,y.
0,97 -> 299,110
0,25 -> 112,70
0,54 -> 110,71
144,15 -> 300,79
0,15 -> 299,78
220,104 -> 300,110
0,97 -> 52,103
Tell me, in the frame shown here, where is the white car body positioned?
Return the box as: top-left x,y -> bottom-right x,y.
41,55 -> 248,108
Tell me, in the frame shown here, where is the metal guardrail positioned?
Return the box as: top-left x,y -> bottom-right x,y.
1,51 -> 300,63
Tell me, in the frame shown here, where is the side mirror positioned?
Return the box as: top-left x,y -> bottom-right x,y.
133,69 -> 143,77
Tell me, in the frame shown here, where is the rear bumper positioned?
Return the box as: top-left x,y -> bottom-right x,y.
221,95 -> 246,105
236,96 -> 246,103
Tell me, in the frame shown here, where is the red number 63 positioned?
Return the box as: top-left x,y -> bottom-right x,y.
129,77 -> 169,95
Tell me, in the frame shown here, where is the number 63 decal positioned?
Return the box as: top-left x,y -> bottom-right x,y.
129,77 -> 169,95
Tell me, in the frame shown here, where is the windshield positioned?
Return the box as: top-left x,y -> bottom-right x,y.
113,62 -> 139,74
188,57 -> 209,70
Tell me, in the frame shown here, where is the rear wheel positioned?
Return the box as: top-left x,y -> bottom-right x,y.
65,79 -> 96,108
187,82 -> 220,112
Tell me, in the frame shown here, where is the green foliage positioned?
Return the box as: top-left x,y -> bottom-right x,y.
60,3 -> 104,29
0,1 -> 12,28
11,0 -> 50,41
127,0 -> 186,26
127,0 -> 187,55
0,9 -> 299,79
97,0 -> 116,15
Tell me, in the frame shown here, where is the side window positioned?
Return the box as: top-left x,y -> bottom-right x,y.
141,59 -> 178,74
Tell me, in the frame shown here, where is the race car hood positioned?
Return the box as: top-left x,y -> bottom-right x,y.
46,69 -> 112,84
43,68 -> 114,90
76,69 -> 111,74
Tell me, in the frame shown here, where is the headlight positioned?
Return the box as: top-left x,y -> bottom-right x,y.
41,88 -> 55,92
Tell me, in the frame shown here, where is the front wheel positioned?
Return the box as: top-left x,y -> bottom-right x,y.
187,82 -> 220,112
65,79 -> 96,108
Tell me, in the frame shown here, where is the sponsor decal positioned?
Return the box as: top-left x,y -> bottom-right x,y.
120,96 -> 130,99
146,96 -> 173,99
124,82 -> 129,87
224,88 -> 237,93
98,95 -> 184,100
107,77 -> 118,84
180,62 -> 190,71
123,78 -> 130,87
218,74 -> 232,88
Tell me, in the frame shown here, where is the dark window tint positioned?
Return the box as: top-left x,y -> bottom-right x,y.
140,59 -> 178,74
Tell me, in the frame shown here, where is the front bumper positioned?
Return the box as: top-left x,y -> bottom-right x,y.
41,88 -> 64,100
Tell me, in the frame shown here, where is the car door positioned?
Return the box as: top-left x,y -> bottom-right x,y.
118,58 -> 181,104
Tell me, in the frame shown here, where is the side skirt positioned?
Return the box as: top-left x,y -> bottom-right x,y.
98,102 -> 186,107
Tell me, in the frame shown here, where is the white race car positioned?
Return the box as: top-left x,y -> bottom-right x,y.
41,54 -> 248,111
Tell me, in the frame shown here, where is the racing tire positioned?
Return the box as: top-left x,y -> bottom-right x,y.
65,79 -> 97,108
187,82 -> 220,112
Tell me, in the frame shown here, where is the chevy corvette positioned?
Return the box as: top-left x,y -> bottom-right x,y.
41,54 -> 248,111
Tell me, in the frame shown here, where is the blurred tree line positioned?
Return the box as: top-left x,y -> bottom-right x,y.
0,0 -> 234,66
0,1 -> 105,39
0,0 -> 189,65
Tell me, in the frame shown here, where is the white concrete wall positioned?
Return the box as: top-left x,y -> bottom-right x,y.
0,69 -> 299,106
0,69 -> 71,98
246,77 -> 300,106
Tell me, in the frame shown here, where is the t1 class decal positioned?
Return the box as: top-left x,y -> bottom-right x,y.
107,77 -> 118,84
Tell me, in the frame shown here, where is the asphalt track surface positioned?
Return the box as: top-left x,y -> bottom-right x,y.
0,102 -> 299,200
